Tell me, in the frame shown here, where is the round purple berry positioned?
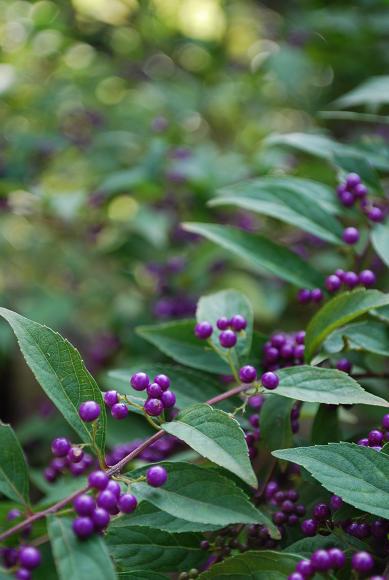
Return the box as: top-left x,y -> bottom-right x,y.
368,206 -> 384,222
359,269 -> 376,287
51,437 -> 71,457
216,317 -> 230,330
147,382 -> 163,398
296,560 -> 314,577
343,270 -> 359,288
248,394 -> 264,410
346,173 -> 361,188
288,574 -> 304,580
239,365 -> 257,384
88,470 -> 109,490
230,314 -> 247,332
330,495 -> 343,510
325,274 -> 341,293
313,503 -> 330,520
72,516 -> 94,539
154,374 -> 170,391
342,226 -> 360,245
16,570 -> 31,580
261,371 -> 279,390
73,494 -> 95,516
103,390 -> 119,407
339,190 -> 355,207
67,447 -> 84,463
144,398 -> 164,416
354,183 -> 368,198
97,490 -> 117,511
19,546 -> 41,570
219,329 -> 237,348
79,401 -> 100,422
118,493 -> 138,514
91,507 -> 110,531
336,358 -> 352,373
146,465 -> 168,487
106,480 -> 121,498
351,551 -> 374,573
294,344 -> 305,359
131,372 -> 150,391
382,414 -> 389,430
295,330 -> 305,344
311,288 -> 323,303
195,321 -> 213,340
271,333 -> 286,348
7,509 -> 21,521
281,343 -> 294,359
301,518 -> 317,537
311,549 -> 331,572
272,511 -> 286,525
111,403 -> 129,420
161,390 -> 176,408
368,429 -> 384,447
265,346 -> 279,362
328,548 -> 345,569
297,289 -> 311,304
44,466 -> 57,483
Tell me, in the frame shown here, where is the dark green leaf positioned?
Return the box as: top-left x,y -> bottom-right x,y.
273,443 -> 389,519
324,320 -> 389,356
0,308 -> 106,457
118,573 -> 168,580
47,516 -> 116,580
161,404 -> 257,487
260,395 -> 294,451
304,289 -> 389,361
198,550 -> 301,579
0,423 -> 29,506
311,405 -> 340,444
136,320 -> 230,374
182,223 -> 322,288
371,223 -> 389,267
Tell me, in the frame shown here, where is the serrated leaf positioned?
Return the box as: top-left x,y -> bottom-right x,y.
198,550 -> 301,579
304,289 -> 389,362
197,289 -> 253,357
0,308 -> 106,457
325,320 -> 389,356
0,423 -> 29,505
260,395 -> 294,451
130,462 -> 276,535
47,516 -> 116,580
273,443 -> 389,519
107,526 -> 204,573
161,404 -> 257,487
136,320 -> 230,374
276,365 -> 388,407
182,223 -> 322,288
210,178 -> 342,243
371,222 -> 389,267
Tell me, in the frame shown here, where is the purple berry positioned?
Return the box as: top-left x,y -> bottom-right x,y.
351,551 -> 374,573
230,314 -> 247,332
288,514 -> 299,526
200,540 -> 210,550
288,574 -> 304,580
111,403 -> 129,420
325,274 -> 341,292
147,383 -> 163,398
97,490 -> 117,511
358,437 -> 369,446
272,511 -> 286,525
297,289 -> 311,304
7,509 -> 21,521
311,288 -> 323,303
368,429 -> 384,446
72,516 -> 94,538
106,480 -> 121,498
368,206 -> 384,222
311,549 -> 331,572
67,447 -> 84,463
73,494 -> 95,516
294,344 -> 305,359
359,269 -> 376,287
295,331 -> 305,344
19,546 -> 41,570
339,190 -> 355,207
239,365 -> 257,384
91,507 -> 110,531
281,343 -> 294,359
144,398 -> 164,416
354,183 -> 368,198
219,329 -> 237,348
382,414 -> 389,430
296,560 -> 313,577
79,401 -> 100,422
131,372 -> 150,391
118,493 -> 138,514
154,374 -> 170,391
216,317 -> 230,330
343,271 -> 359,288
271,333 -> 286,348
51,437 -> 71,457
265,346 -> 279,362
281,499 -> 295,513
328,548 -> 345,568
88,470 -> 109,490
301,519 -> 317,536
161,390 -> 176,408
261,371 -> 279,390
195,321 -> 213,340
336,358 -> 352,373
146,465 -> 168,487
313,503 -> 330,520
346,173 -> 361,188
16,570 -> 31,580
330,495 -> 343,510
371,519 -> 388,538
104,390 -> 119,407
342,226 -> 360,245
44,467 -> 58,483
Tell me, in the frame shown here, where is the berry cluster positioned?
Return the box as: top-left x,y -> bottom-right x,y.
357,413 -> 389,452
263,331 -> 306,371
106,434 -> 182,466
130,372 -> 176,417
238,365 -> 279,390
288,548 -> 375,579
44,437 -> 95,483
72,465 -> 167,539
1,544 -> 41,580
337,173 -> 386,223
325,268 -> 376,292
195,314 -> 247,348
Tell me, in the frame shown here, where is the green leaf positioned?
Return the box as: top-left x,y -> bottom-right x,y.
260,395 -> 294,451
0,423 -> 29,505
210,178 -> 342,243
277,365 -> 388,407
136,320 -> 230,374
311,405 -> 340,445
372,304 -> 389,323
118,573 -> 168,580
130,462 -> 276,536
304,289 -> 389,362
273,443 -> 389,519
286,533 -> 358,559
324,320 -> 389,356
198,550 -> 301,579
47,516 -> 116,580
0,308 -> 106,457
107,525 -> 204,573
371,223 -> 389,267
197,289 -> 253,357
182,223 -> 322,288
334,76 -> 389,108
161,404 -> 257,487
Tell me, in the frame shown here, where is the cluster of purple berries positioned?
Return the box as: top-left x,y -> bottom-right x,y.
263,331 -> 306,371
129,372 -> 176,417
337,173 -> 386,223
44,437 -> 95,483
239,365 -> 280,390
288,549 -> 376,579
106,434 -> 182,466
0,544 -> 41,580
72,465 -> 167,539
299,267 -> 376,304
265,482 -> 306,530
195,314 -> 247,348
357,413 -> 389,452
